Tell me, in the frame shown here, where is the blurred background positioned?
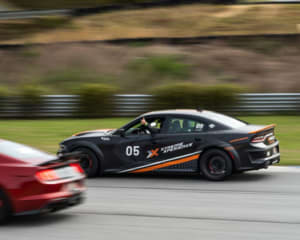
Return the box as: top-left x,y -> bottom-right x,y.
0,0 -> 299,164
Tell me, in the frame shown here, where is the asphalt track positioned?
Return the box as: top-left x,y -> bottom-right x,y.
1,166 -> 300,240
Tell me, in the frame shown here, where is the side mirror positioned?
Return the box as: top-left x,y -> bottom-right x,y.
118,128 -> 125,137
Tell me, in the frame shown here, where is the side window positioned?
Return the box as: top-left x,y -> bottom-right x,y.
125,121 -> 144,135
148,118 -> 163,131
166,117 -> 218,134
125,117 -> 164,135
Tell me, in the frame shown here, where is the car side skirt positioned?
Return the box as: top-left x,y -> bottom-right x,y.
119,151 -> 202,174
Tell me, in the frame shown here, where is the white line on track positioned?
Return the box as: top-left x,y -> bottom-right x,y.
264,166 -> 300,173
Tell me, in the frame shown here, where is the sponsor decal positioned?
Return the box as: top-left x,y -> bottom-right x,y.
161,142 -> 193,154
146,142 -> 193,159
147,148 -> 160,159
101,137 -> 111,141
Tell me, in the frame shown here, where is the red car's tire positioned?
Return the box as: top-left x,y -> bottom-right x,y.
200,149 -> 233,181
0,190 -> 11,223
75,148 -> 100,178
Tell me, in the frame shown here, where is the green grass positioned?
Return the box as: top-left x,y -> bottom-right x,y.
239,116 -> 300,166
0,116 -> 298,165
0,118 -> 132,154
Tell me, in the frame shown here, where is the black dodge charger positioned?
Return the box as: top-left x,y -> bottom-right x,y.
58,110 -> 280,180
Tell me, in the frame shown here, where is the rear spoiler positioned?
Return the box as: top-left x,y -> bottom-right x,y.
248,124 -> 276,134
38,151 -> 85,167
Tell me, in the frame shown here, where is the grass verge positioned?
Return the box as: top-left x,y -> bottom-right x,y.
0,116 -> 298,165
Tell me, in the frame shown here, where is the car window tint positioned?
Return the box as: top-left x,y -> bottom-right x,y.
202,111 -> 247,129
166,118 -> 217,134
125,117 -> 164,135
148,118 -> 162,130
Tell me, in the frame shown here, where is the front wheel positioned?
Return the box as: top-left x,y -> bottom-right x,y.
200,149 -> 233,181
75,148 -> 100,178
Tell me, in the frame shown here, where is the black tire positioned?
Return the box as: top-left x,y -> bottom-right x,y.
200,149 -> 233,181
0,190 -> 11,223
75,148 -> 100,178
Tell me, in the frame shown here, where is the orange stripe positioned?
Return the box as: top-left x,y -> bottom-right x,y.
229,137 -> 249,143
248,124 -> 276,134
131,154 -> 200,173
224,146 -> 234,151
73,129 -> 114,136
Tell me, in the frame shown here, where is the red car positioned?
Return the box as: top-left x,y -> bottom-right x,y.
0,139 -> 85,221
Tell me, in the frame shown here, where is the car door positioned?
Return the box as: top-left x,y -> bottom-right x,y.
117,116 -> 166,173
149,116 -> 209,172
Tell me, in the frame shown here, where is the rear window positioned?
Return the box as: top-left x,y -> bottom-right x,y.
203,111 -> 247,129
0,140 -> 53,162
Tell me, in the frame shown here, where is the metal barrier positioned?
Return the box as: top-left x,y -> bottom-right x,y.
113,94 -> 153,117
236,93 -> 300,113
1,1 -> 300,20
0,93 -> 299,118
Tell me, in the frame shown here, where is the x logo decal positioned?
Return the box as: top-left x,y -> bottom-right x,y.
147,148 -> 160,159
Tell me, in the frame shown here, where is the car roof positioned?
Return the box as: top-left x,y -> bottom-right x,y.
142,109 -> 208,118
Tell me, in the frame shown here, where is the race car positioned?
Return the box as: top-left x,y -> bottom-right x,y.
0,139 -> 85,222
58,109 -> 280,181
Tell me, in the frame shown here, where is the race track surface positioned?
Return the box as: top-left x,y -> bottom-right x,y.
1,166 -> 300,240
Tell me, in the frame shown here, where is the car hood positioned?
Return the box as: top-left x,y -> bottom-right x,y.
72,129 -> 115,137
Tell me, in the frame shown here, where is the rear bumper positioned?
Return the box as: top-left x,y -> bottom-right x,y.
238,141 -> 280,171
13,179 -> 85,216
14,192 -> 84,216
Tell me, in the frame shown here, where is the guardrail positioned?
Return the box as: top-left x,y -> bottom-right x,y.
1,0 -> 300,20
0,9 -> 72,20
234,93 -> 300,113
0,93 -> 299,118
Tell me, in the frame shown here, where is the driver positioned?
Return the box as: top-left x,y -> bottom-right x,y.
140,118 -> 160,134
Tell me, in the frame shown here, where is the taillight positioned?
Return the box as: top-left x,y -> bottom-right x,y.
70,163 -> 85,174
36,169 -> 60,182
36,164 -> 84,183
251,135 -> 265,143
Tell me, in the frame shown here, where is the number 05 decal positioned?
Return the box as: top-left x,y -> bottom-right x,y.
126,146 -> 140,156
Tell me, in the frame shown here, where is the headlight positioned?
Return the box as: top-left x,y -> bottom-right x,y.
57,144 -> 67,155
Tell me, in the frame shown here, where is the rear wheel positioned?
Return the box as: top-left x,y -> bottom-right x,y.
0,190 -> 11,223
75,148 -> 99,178
200,149 -> 233,181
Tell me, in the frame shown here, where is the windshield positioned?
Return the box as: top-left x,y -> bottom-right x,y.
0,140 -> 54,162
203,111 -> 247,129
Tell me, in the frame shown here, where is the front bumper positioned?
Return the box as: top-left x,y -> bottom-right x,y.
57,144 -> 69,156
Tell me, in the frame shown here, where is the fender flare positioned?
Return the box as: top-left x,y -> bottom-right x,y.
200,143 -> 241,171
68,141 -> 105,175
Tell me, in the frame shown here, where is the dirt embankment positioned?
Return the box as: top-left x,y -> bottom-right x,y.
1,40 -> 300,93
